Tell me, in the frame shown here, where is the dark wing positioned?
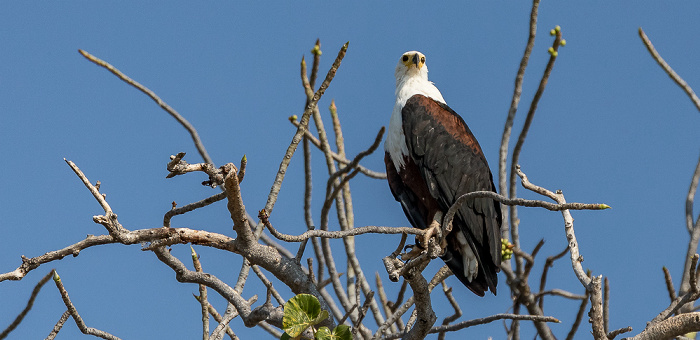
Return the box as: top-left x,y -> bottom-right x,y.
402,94 -> 502,295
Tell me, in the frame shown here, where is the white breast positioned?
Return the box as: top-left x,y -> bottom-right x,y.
384,76 -> 446,171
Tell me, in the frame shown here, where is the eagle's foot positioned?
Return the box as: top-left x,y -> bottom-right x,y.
400,244 -> 424,261
423,211 -> 446,258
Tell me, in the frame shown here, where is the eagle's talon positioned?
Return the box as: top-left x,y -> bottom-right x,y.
400,245 -> 424,261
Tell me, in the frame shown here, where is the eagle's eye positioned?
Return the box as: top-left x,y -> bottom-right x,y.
421,56 -> 426,63
402,55 -> 409,62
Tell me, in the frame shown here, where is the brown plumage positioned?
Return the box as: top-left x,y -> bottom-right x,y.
386,94 -> 501,296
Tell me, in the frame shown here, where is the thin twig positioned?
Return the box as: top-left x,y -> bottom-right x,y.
0,226 -> 239,283
0,270 -> 54,339
264,42 -> 349,215
538,245 -> 570,309
234,259 -> 251,294
650,255 -> 700,325
663,266 -> 677,302
210,303 -> 240,340
517,166 -> 592,288
319,127 -> 385,231
78,49 -> 214,165
509,26 -> 564,278
604,276 -> 610,334
190,246 -> 209,340
386,314 -> 559,339
607,326 -> 633,340
64,159 -> 113,216
152,246 -> 284,328
251,265 -> 285,306
687,154 -> 700,234
443,189 -> 609,233
516,166 -> 588,340
639,27 -> 700,313
375,272 -> 399,334
535,289 -> 586,300
53,271 -> 123,340
565,288 -> 590,340
290,117 -> 386,179
164,192 -> 226,228
327,100 -> 360,309
437,282 -> 462,340
523,239 -> 545,278
499,0 -> 540,240
638,28 -> 700,112
44,310 -> 70,340
199,300 -> 241,340
263,219 -> 424,243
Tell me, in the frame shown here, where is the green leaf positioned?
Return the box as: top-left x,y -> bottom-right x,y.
283,294 -> 327,337
315,325 -> 351,340
315,327 -> 331,339
331,325 -> 351,340
280,332 -> 292,340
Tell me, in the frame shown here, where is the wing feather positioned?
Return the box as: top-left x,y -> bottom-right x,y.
401,94 -> 502,294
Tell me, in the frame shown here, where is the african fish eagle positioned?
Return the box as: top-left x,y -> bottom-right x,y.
384,51 -> 502,296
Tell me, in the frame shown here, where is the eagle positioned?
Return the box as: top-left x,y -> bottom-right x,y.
384,51 -> 502,296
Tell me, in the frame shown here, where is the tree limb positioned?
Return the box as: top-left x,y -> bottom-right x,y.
78,50 -> 214,165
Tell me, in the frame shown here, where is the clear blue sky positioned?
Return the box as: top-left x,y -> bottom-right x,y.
1,2 -> 699,339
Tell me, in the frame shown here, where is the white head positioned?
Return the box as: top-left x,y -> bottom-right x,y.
395,51 -> 429,86
386,50 -> 445,169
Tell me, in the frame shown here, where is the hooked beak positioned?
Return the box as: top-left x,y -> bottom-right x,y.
411,53 -> 421,68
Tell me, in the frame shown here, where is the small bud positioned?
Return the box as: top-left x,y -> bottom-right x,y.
560,39 -> 567,46
555,25 -> 561,32
550,29 -> 556,36
289,115 -> 298,122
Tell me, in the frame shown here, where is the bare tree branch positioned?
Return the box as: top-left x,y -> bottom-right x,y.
152,246 -> 281,328
386,314 -> 560,339
78,50 -> 214,165
509,26 -> 564,279
290,117 -> 386,179
538,245 -> 570,310
604,276 -> 610,334
373,266 -> 451,339
588,276 -> 607,340
263,219 -> 424,243
190,246 -> 210,340
607,326 -> 633,340
499,0 -> 541,241
663,266 -> 677,303
264,42 -> 349,215
637,28 -> 700,112
535,289 -> 586,301
565,285 -> 590,340
53,271 -> 123,340
401,259 -> 435,340
638,27 -> 700,318
686,154 -> 700,234
164,192 -> 226,228
44,311 -> 70,340
627,312 -> 700,340
437,282 -> 462,340
0,270 -> 54,339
